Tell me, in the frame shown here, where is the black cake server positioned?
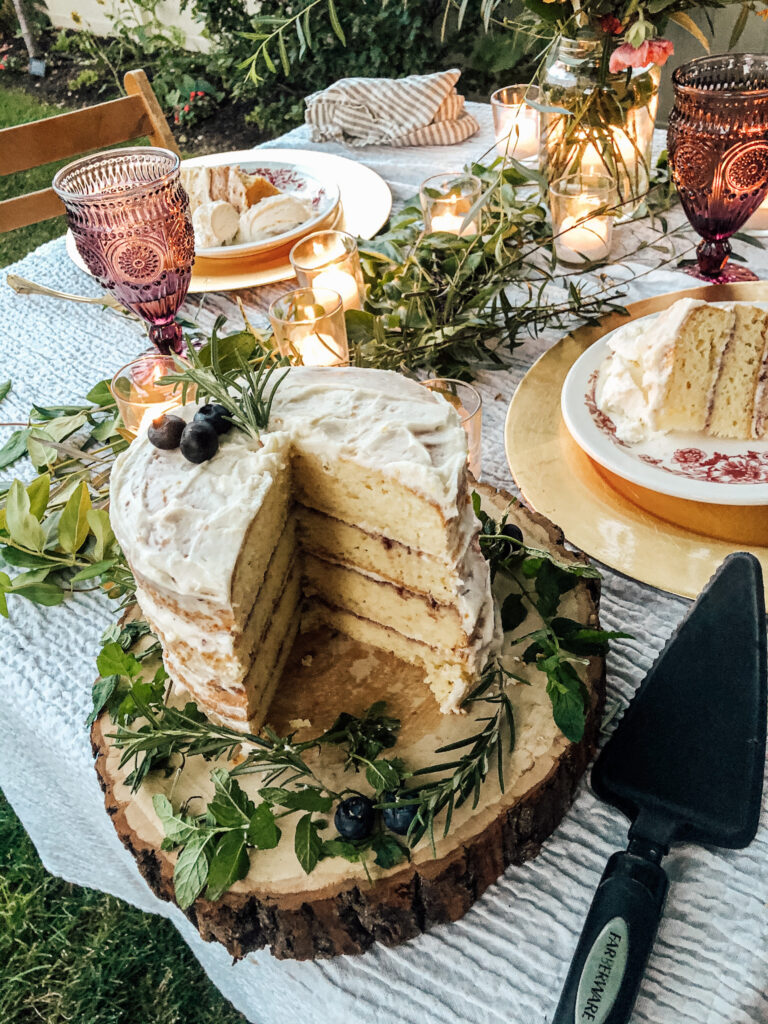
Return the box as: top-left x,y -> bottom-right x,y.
552,551 -> 767,1024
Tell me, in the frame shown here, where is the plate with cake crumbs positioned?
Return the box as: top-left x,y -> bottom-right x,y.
179,153 -> 340,258
562,297 -> 768,506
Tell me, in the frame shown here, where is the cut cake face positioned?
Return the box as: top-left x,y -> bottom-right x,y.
109,367 -> 499,732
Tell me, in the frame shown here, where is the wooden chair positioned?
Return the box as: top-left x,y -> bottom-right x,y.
0,69 -> 179,233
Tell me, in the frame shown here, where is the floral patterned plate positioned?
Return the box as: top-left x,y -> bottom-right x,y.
180,153 -> 340,259
561,308 -> 768,506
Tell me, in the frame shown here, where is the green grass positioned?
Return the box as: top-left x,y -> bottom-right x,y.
0,86 -> 70,268
0,792 -> 248,1023
0,86 -> 247,1024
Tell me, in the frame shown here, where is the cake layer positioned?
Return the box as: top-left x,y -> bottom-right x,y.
296,505 -> 465,605
708,305 -> 768,439
305,599 -> 475,713
302,552 -> 467,650
167,564 -> 302,729
656,304 -> 734,433
164,520 -> 298,691
292,451 -> 463,560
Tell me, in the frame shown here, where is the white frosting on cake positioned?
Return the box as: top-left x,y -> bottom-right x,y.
109,367 -> 498,715
237,194 -> 312,242
192,200 -> 240,249
596,298 -> 704,443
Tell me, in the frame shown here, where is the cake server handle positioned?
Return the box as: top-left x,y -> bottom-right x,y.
551,842 -> 668,1024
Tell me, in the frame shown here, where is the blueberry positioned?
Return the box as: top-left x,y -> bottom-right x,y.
180,420 -> 219,463
334,795 -> 374,840
381,790 -> 418,836
194,403 -> 233,435
148,414 -> 185,450
501,522 -> 524,545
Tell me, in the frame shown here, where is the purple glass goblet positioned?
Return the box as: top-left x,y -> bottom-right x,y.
668,54 -> 768,283
53,147 -> 195,354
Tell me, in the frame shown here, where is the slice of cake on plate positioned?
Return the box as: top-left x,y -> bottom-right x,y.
597,298 -> 768,443
109,367 -> 499,732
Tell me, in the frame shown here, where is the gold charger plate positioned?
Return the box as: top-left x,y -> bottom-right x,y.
505,280 -> 768,600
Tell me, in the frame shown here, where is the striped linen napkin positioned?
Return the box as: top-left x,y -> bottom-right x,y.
305,68 -> 480,148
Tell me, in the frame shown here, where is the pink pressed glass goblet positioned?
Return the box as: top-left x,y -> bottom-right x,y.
668,54 -> 768,282
53,147 -> 195,354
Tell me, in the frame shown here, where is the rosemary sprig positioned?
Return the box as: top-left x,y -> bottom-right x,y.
162,320 -> 288,440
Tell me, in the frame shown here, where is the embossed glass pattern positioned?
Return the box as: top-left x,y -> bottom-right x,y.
668,54 -> 768,282
53,147 -> 194,353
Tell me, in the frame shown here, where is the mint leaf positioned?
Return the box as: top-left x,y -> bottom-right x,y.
152,794 -> 198,846
551,617 -> 631,657
96,641 -> 142,680
500,591 -> 527,632
205,830 -> 250,902
247,803 -> 281,849
546,661 -> 588,743
371,832 -> 408,869
294,813 -> 322,874
173,831 -> 216,909
209,768 -> 255,827
258,787 -> 331,813
87,674 -> 120,726
365,759 -> 402,793
321,838 -> 363,861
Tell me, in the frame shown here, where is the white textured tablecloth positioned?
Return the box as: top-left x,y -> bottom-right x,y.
1,105 -> 767,1024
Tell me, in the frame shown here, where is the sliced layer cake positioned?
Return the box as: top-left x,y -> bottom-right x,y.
109,368 -> 498,732
597,298 -> 768,443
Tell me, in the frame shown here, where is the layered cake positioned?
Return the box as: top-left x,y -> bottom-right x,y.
597,298 -> 768,443
109,367 -> 499,731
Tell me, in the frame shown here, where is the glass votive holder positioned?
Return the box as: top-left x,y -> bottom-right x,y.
268,287 -> 349,367
110,354 -> 190,436
420,377 -> 482,479
289,230 -> 365,311
420,173 -> 482,237
491,85 -> 540,165
549,173 -> 617,267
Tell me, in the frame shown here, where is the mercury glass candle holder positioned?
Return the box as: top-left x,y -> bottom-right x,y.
269,288 -> 349,367
491,85 -> 541,165
668,54 -> 768,281
289,230 -> 365,311
53,147 -> 195,355
420,173 -> 482,236
420,378 -> 482,479
110,354 -> 191,436
550,173 -> 617,266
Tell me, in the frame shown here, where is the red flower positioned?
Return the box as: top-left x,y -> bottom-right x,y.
601,15 -> 622,35
183,104 -> 190,112
609,38 -> 674,74
189,91 -> 195,100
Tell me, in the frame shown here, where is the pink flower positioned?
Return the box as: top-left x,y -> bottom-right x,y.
609,38 -> 674,74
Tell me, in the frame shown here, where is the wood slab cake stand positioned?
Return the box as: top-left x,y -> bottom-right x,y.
92,483 -> 605,960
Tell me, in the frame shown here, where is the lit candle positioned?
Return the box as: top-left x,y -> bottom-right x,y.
289,230 -> 364,311
269,287 -> 349,367
430,209 -> 475,236
554,214 -> 611,264
312,267 -> 361,310
291,328 -> 344,366
746,194 -> 768,233
110,354 -> 189,436
495,105 -> 539,161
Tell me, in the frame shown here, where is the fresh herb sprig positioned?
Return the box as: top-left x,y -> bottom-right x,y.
473,492 -> 629,741
162,318 -> 288,440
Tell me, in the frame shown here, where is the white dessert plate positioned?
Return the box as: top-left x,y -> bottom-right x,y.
180,153 -> 340,259
65,148 -> 393,293
561,304 -> 768,506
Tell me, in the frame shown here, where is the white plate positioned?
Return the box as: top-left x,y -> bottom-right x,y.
561,304 -> 768,506
66,148 -> 393,293
181,153 -> 339,259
